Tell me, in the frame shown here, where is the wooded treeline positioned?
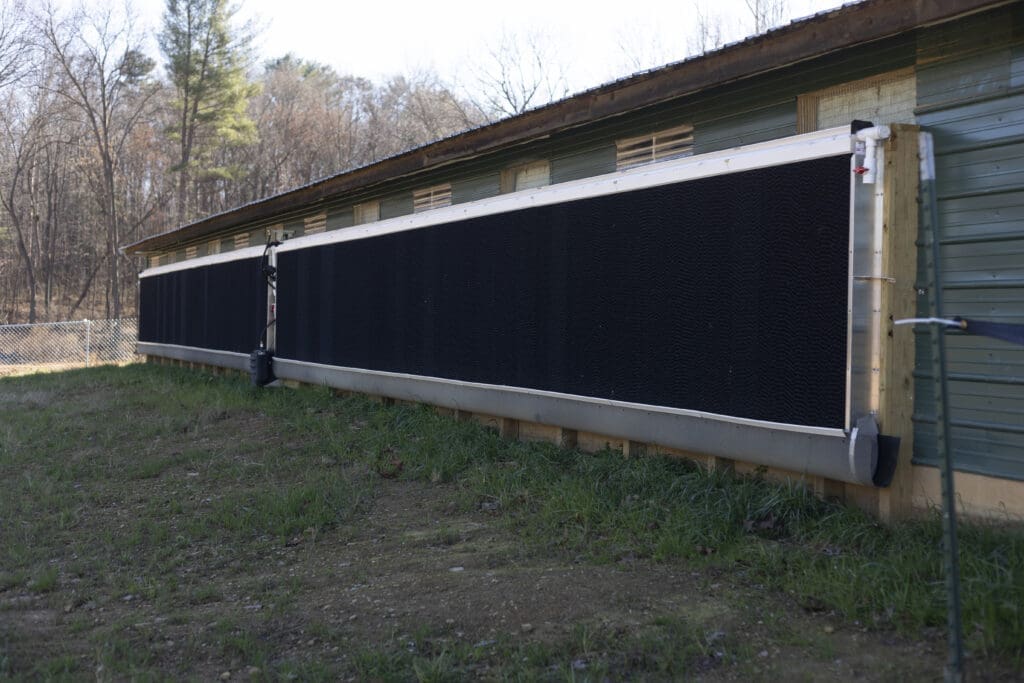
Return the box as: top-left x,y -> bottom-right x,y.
0,0 -> 792,324
0,0 -> 487,324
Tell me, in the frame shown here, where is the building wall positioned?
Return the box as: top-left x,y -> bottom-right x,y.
140,6 -> 1024,517
913,3 -> 1024,482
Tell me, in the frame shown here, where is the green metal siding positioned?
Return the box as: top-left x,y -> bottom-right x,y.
922,94 -> 1024,153
452,174 -> 500,204
551,146 -> 616,184
913,3 -> 1024,480
220,237 -> 234,252
285,218 -> 305,238
916,9 -> 1015,110
381,194 -> 413,220
693,100 -> 796,155
1014,42 -> 1024,88
326,206 -> 354,230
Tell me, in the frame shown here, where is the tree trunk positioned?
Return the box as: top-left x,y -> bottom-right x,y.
177,161 -> 189,226
10,215 -> 37,323
68,253 -> 106,320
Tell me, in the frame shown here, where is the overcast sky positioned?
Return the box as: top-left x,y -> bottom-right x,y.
130,0 -> 848,94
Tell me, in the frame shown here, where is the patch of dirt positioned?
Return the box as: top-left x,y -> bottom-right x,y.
272,482 -> 954,681
296,490 -> 708,644
1,479 -> 1015,680
0,359 -> 136,378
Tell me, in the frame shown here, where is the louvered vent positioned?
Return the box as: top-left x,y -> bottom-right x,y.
233,232 -> 250,250
185,245 -> 198,260
304,212 -> 327,235
413,184 -> 453,213
616,124 -> 694,170
207,239 -> 221,255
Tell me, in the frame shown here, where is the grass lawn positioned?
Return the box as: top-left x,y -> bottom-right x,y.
1,363 -> 1022,680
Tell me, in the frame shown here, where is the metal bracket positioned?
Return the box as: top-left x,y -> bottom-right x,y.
853,275 -> 897,283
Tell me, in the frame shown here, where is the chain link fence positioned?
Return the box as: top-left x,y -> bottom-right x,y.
0,318 -> 138,375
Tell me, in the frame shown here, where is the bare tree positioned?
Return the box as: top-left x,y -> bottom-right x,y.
401,69 -> 483,144
367,71 -> 483,157
615,21 -> 679,74
38,1 -> 158,319
0,0 -> 29,91
687,3 -> 728,56
0,87 -> 48,321
230,59 -> 485,203
239,55 -> 342,198
470,28 -> 570,120
745,0 -> 787,34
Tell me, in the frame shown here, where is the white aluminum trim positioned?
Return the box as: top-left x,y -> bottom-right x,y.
274,357 -> 846,438
278,127 -> 856,254
272,357 -> 879,486
139,245 -> 266,278
845,155 -> 858,432
131,345 -> 880,485
136,342 -> 250,370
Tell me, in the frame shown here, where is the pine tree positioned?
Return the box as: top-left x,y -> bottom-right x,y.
159,0 -> 256,224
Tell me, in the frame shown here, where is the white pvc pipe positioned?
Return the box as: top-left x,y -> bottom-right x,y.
855,125 -> 892,417
855,125 -> 892,185
895,317 -> 963,328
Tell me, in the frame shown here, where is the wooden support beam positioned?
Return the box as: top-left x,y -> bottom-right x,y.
875,124 -> 920,522
499,417 -> 519,440
558,428 -> 578,450
624,440 -> 647,458
813,476 -> 846,502
710,456 -> 735,474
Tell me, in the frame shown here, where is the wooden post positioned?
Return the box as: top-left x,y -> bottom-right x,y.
557,427 -> 578,450
624,440 -> 647,458
813,476 -> 846,502
709,456 -> 735,474
499,417 -> 519,440
876,124 -> 920,522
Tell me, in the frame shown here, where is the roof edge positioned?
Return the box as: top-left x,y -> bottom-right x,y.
126,0 -> 1010,255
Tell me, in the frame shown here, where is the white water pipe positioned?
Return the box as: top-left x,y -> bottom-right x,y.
855,125 -> 892,417
855,125 -> 891,185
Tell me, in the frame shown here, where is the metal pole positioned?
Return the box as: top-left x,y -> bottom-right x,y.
919,132 -> 964,683
85,319 -> 91,368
